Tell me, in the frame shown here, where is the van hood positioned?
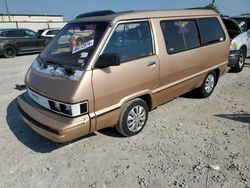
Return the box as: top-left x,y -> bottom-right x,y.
25,63 -> 82,103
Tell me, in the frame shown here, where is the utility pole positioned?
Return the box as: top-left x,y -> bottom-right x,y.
4,0 -> 11,21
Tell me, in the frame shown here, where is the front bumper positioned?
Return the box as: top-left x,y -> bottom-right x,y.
228,50 -> 240,67
17,92 -> 90,143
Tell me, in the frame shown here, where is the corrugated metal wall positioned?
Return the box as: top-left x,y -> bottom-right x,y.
0,21 -> 67,31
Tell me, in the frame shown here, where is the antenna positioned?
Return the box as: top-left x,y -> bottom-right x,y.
4,0 -> 11,21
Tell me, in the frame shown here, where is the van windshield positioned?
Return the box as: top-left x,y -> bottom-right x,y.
40,22 -> 109,68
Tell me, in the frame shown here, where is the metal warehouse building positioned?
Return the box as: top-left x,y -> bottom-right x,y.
0,13 -> 67,31
0,13 -> 64,22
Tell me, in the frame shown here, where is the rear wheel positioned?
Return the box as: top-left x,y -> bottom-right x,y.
198,71 -> 217,98
3,46 -> 17,58
115,99 -> 148,137
232,48 -> 245,72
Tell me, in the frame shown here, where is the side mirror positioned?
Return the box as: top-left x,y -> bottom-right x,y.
95,53 -> 120,69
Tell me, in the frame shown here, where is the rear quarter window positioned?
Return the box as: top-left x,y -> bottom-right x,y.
47,30 -> 54,35
47,30 -> 60,35
197,17 -> 225,45
161,20 -> 201,54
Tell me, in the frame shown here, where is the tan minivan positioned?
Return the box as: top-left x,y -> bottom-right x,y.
17,9 -> 230,142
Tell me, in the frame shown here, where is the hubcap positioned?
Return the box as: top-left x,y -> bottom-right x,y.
205,74 -> 215,93
238,53 -> 244,68
127,105 -> 146,132
6,47 -> 15,57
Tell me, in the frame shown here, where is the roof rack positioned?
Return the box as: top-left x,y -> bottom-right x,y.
76,10 -> 116,19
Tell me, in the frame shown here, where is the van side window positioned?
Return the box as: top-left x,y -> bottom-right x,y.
103,21 -> 153,63
197,18 -> 225,45
161,20 -> 200,54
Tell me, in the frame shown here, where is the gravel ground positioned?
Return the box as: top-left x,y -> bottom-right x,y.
0,54 -> 249,188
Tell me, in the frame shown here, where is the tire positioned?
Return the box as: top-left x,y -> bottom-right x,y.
198,71 -> 217,98
232,49 -> 245,73
115,99 -> 149,137
3,45 -> 17,58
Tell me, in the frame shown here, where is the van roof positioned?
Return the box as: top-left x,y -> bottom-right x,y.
71,9 -> 217,23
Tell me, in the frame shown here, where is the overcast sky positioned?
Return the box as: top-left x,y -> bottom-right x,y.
0,0 -> 249,20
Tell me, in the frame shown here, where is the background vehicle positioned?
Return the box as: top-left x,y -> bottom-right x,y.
228,16 -> 250,72
222,17 -> 245,72
37,28 -> 61,38
0,28 -> 48,58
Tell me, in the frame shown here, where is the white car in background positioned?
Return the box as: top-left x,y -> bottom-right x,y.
229,17 -> 250,72
37,28 -> 61,38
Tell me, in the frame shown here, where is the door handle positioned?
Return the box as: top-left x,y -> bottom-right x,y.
147,61 -> 156,67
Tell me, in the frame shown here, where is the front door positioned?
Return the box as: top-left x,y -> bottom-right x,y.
92,20 -> 159,127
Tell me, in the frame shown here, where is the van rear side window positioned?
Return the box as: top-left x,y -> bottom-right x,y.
197,17 -> 225,45
161,20 -> 200,54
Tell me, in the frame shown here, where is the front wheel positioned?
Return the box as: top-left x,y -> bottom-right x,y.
115,99 -> 148,137
198,71 -> 217,98
232,49 -> 245,72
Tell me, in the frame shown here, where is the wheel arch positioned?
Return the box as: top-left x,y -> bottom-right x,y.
119,90 -> 154,112
4,44 -> 18,53
214,69 -> 220,86
138,94 -> 152,111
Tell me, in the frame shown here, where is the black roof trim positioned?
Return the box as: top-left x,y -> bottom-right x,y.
76,10 -> 116,19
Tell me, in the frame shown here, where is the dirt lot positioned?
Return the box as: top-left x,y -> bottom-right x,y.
0,54 -> 249,188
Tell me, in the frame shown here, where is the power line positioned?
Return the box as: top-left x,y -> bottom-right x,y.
4,0 -> 10,21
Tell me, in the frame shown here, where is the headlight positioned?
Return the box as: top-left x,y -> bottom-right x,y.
48,100 -> 88,117
230,42 -> 237,51
27,87 -> 88,117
